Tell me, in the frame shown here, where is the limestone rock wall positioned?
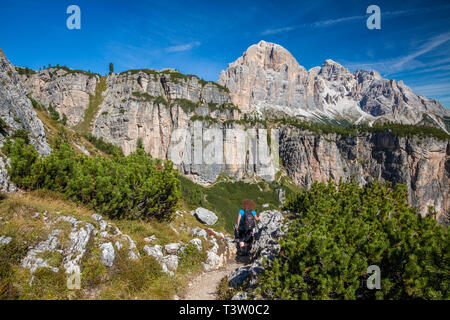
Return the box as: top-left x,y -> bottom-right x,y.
92,70 -> 231,156
0,49 -> 51,191
279,128 -> 449,221
19,68 -> 100,127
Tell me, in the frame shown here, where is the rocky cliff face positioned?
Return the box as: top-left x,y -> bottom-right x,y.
19,68 -> 100,127
92,69 -> 231,156
91,70 -> 280,184
0,49 -> 50,191
279,128 -> 449,222
14,62 -> 281,185
219,41 -> 449,130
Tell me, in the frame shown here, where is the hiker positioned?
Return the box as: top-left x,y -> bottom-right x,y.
235,199 -> 260,256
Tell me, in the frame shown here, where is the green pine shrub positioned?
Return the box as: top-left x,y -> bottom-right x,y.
2,138 -> 180,222
83,134 -> 123,157
260,180 -> 449,300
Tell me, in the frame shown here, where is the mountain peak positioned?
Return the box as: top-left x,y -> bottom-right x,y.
254,40 -> 284,51
218,41 -> 307,112
319,59 -> 350,78
323,59 -> 340,65
0,48 -> 6,61
219,41 -> 449,127
237,41 -> 302,72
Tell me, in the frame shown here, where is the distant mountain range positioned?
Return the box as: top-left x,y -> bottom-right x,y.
219,40 -> 450,132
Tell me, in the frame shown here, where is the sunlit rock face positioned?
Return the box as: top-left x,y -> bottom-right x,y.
219,40 -> 449,129
19,67 -> 100,127
0,49 -> 51,191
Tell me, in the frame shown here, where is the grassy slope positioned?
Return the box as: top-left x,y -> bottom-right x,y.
180,173 -> 299,233
0,99 -> 224,300
34,102 -> 111,159
74,76 -> 107,135
0,190 -> 213,300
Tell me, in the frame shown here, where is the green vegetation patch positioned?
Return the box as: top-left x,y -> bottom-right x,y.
120,69 -> 159,81
190,115 -> 218,123
259,180 -> 449,300
179,175 -> 293,233
131,91 -> 155,102
154,96 -> 169,107
15,66 -> 37,77
82,134 -> 123,157
276,117 -> 450,140
442,116 -> 450,133
2,136 -> 180,222
54,66 -> 100,79
160,70 -> 199,84
362,123 -> 450,141
198,79 -> 230,93
175,98 -> 199,114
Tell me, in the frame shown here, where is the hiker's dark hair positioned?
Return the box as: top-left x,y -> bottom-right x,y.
242,199 -> 256,211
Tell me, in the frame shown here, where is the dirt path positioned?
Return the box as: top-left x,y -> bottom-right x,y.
183,256 -> 250,300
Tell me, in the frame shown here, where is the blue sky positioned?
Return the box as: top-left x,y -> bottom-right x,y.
1,0 -> 449,108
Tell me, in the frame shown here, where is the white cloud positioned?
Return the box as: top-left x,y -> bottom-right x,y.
311,15 -> 364,28
261,4 -> 450,36
344,33 -> 450,76
411,82 -> 450,97
166,41 -> 201,53
261,16 -> 365,35
391,32 -> 450,71
262,26 -> 295,36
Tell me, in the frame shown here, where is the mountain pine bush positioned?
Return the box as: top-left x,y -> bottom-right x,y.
2,137 -> 180,221
260,180 -> 449,300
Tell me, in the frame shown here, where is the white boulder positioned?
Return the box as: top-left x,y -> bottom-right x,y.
100,242 -> 115,267
164,243 -> 181,255
162,255 -> 178,271
190,207 -> 218,225
143,245 -> 163,262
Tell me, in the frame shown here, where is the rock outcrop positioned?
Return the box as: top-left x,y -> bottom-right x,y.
19,67 -> 100,127
219,41 -> 449,130
190,207 -> 218,225
92,70 -> 232,156
90,70 -> 278,185
226,210 -> 285,299
200,228 -> 236,272
143,226 -> 236,275
0,50 -> 50,155
0,49 -> 51,192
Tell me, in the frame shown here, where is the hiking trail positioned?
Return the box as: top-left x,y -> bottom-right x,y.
183,256 -> 250,300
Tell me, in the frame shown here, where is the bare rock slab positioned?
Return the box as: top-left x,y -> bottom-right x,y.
190,207 -> 218,225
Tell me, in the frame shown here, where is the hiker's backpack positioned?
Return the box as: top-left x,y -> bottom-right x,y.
243,209 -> 256,231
